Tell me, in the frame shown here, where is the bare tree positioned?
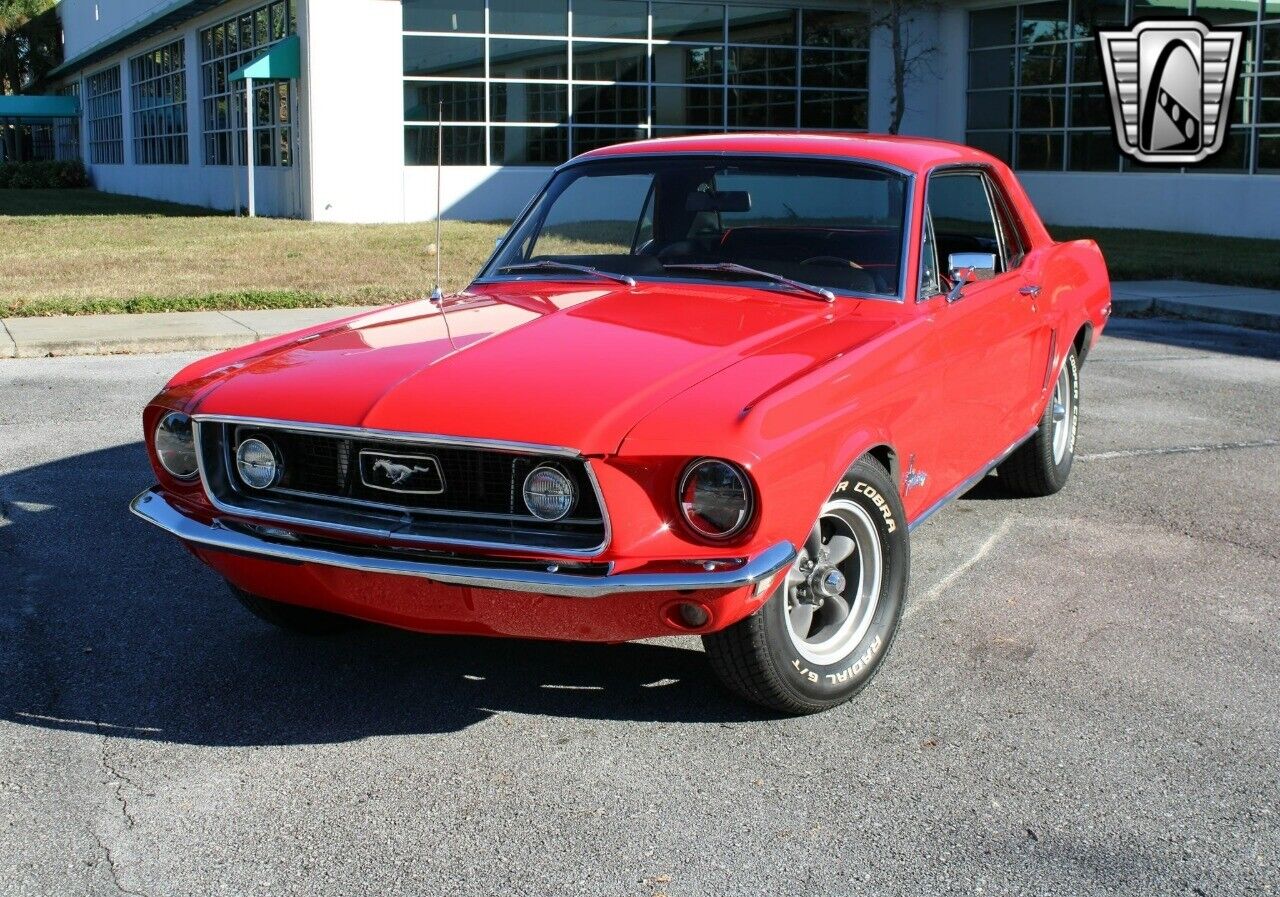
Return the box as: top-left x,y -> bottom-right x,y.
871,0 -> 941,135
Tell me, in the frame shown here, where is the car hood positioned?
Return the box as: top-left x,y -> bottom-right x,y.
192,282 -> 855,455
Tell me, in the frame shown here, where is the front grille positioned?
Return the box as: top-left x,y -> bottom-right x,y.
195,419 -> 608,554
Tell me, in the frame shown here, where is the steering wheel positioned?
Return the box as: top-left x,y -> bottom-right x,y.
801,256 -> 864,270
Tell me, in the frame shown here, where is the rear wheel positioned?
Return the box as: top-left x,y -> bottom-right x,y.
228,584 -> 358,635
702,456 -> 909,714
998,349 -> 1079,497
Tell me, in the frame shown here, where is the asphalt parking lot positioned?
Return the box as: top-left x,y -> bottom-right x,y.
1,317 -> 1277,896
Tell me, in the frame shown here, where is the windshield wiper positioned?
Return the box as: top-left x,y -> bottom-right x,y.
661,262 -> 835,303
497,260 -> 636,287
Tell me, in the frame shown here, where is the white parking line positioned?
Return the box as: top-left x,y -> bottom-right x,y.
905,516 -> 1014,620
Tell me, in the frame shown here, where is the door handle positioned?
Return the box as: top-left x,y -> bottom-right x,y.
1019,284 -> 1042,298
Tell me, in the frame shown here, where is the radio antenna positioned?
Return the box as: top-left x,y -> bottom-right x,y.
429,99 -> 457,350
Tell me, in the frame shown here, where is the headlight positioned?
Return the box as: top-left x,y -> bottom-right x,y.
236,437 -> 280,490
154,411 -> 198,480
678,458 -> 754,540
522,465 -> 577,521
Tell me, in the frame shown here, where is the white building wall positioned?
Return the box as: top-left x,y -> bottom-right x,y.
304,0 -> 403,222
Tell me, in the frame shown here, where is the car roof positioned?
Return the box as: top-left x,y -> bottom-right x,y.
575,132 -> 997,176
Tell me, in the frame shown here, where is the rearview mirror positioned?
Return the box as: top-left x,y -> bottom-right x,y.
685,190 -> 752,213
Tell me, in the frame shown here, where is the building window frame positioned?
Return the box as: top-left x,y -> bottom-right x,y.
86,65 -> 124,165
403,0 -> 872,166
130,38 -> 189,165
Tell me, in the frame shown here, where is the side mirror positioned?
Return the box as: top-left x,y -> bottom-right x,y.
945,252 -> 998,303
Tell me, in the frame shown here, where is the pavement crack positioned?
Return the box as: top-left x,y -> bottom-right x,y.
1078,439 -> 1279,462
92,831 -> 148,897
100,737 -> 139,830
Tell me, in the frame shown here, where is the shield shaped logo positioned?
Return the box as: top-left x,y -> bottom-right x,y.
1097,18 -> 1244,164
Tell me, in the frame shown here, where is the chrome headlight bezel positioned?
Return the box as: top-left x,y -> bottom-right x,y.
677,458 -> 755,541
522,464 -> 578,522
154,411 -> 199,480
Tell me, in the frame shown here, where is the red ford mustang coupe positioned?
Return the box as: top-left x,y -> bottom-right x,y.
133,134 -> 1110,714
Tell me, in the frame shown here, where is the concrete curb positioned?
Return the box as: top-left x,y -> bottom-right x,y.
1109,280 -> 1280,333
0,306 -> 379,359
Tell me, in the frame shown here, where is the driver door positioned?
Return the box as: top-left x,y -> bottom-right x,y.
919,169 -> 1044,492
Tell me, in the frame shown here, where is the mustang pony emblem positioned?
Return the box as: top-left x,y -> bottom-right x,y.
373,459 -> 434,485
358,451 -> 446,494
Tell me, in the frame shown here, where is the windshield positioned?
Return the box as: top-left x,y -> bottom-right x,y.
481,156 -> 909,299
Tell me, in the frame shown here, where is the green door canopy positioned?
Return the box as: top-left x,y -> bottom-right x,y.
0,95 -> 80,122
230,34 -> 300,81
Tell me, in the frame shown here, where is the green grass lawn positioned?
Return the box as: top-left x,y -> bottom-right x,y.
2,189 -> 1277,317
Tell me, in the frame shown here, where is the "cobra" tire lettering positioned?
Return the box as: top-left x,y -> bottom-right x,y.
852,482 -> 897,533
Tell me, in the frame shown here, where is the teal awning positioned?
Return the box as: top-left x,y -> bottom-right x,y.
0,95 -> 80,120
230,35 -> 300,81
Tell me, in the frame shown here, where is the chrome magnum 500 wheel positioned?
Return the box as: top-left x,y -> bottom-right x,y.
999,349 -> 1080,497
703,455 -> 909,714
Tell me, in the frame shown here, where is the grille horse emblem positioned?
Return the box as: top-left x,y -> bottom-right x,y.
373,459 -> 432,485
1097,18 -> 1244,165
358,450 -> 447,495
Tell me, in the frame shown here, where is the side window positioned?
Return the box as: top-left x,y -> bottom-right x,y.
926,172 -> 1003,278
918,211 -> 940,299
988,180 -> 1026,269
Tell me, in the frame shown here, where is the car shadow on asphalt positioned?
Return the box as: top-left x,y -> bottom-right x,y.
0,443 -> 776,747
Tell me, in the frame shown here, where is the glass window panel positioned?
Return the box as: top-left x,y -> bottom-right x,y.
1021,2 -> 1069,44
573,84 -> 647,123
490,0 -> 566,35
403,0 -> 484,33
1261,24 -> 1280,74
653,44 -> 724,84
1257,128 -> 1280,170
1020,41 -> 1069,86
1071,0 -> 1125,38
1234,76 -> 1259,124
969,47 -> 1015,89
1193,0 -> 1260,26
652,2 -> 724,41
403,36 -> 484,77
490,82 -> 568,122
967,90 -> 1014,129
1067,130 -> 1121,170
652,85 -> 725,126
928,173 -> 1000,248
728,46 -> 796,86
573,41 -> 647,82
970,7 -> 1017,48
1129,0 -> 1190,21
966,130 -> 1013,163
1071,39 -> 1103,83
1019,87 -> 1067,127
489,39 -> 568,79
573,0 -> 647,38
404,81 -> 485,121
1198,126 -> 1252,169
728,87 -> 795,127
800,90 -> 867,128
492,125 -> 569,164
728,6 -> 796,45
802,9 -> 869,49
801,49 -> 868,89
1069,84 -> 1112,127
572,126 -> 647,154
1016,131 -> 1065,169
1259,74 -> 1280,122
405,124 -> 486,164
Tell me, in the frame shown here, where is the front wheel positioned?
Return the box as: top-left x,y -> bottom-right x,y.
702,456 -> 909,714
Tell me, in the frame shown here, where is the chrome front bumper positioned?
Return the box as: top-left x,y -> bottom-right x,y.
130,488 -> 796,599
